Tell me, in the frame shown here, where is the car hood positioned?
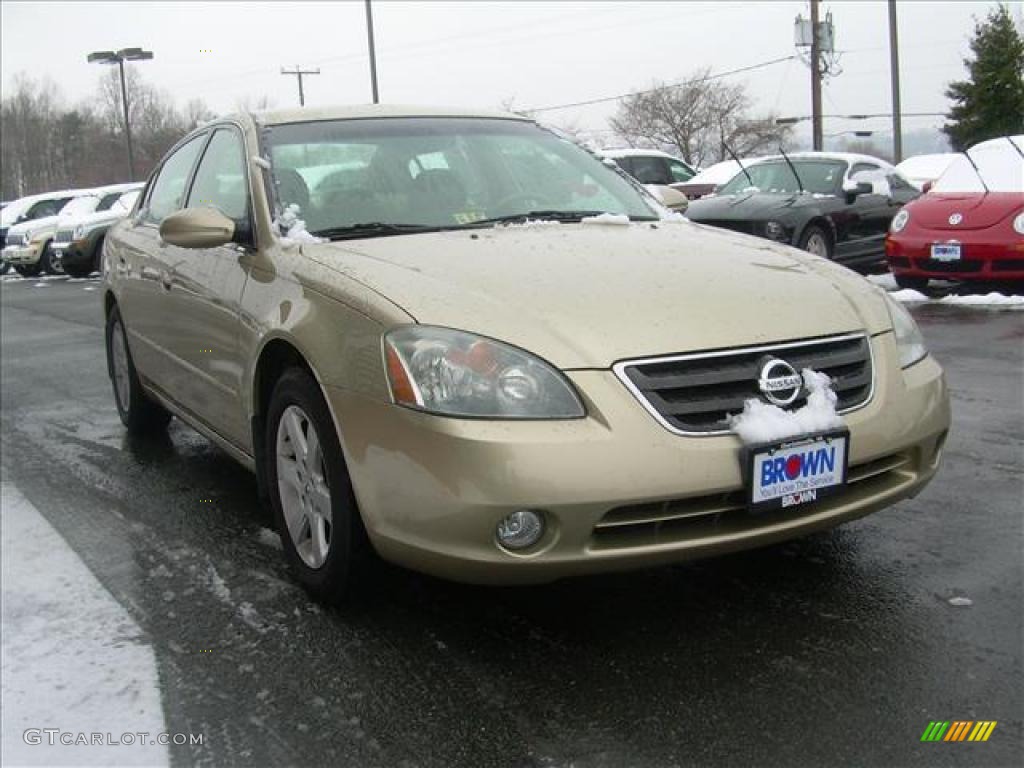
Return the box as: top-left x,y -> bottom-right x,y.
908,192 -> 1022,231
63,208 -> 128,230
6,214 -> 61,238
685,192 -> 831,222
300,221 -> 891,369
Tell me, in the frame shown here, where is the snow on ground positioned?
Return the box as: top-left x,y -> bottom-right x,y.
1,483 -> 169,767
729,369 -> 844,444
865,272 -> 1024,308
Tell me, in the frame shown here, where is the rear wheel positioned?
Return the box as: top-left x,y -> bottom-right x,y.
106,305 -> 172,434
798,224 -> 833,259
0,260 -> 9,275
64,262 -> 93,278
894,274 -> 929,292
265,368 -> 369,603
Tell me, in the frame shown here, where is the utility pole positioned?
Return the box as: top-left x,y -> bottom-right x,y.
365,0 -> 380,103
280,66 -> 320,107
810,0 -> 824,151
888,0 -> 903,162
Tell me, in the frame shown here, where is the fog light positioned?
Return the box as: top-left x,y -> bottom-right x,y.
495,510 -> 545,550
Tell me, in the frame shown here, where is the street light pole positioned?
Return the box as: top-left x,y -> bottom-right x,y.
87,47 -> 153,181
117,58 -> 135,181
888,0 -> 903,163
365,0 -> 379,103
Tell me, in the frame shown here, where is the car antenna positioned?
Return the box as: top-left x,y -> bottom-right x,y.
1005,135 -> 1024,160
961,147 -> 990,195
722,141 -> 754,187
777,146 -> 805,194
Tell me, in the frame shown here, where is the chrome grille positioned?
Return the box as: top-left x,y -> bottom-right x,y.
5,231 -> 26,247
614,333 -> 874,436
53,227 -> 75,245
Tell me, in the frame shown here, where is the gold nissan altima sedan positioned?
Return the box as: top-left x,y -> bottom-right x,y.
102,105 -> 950,602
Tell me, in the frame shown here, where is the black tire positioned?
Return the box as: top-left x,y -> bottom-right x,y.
14,263 -> 41,277
265,368 -> 369,604
0,260 -> 10,275
105,305 -> 172,434
40,242 -> 63,275
797,224 -> 834,260
894,274 -> 929,292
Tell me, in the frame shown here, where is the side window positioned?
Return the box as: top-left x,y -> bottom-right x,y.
850,162 -> 881,179
186,129 -> 248,220
145,134 -> 206,223
667,159 -> 695,183
888,172 -> 913,191
630,156 -> 670,185
96,192 -> 123,212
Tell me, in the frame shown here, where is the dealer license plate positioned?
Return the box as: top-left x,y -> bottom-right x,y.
745,430 -> 849,510
930,243 -> 961,261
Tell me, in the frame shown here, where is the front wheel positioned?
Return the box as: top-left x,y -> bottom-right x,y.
798,225 -> 833,260
894,274 -> 929,292
40,243 -> 63,275
265,368 -> 369,603
0,260 -> 10,275
106,306 -> 172,433
14,263 -> 41,278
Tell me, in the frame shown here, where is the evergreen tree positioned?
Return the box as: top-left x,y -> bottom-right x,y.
943,5 -> 1024,151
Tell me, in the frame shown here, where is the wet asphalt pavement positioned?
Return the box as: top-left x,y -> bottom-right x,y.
1,275 -> 1021,768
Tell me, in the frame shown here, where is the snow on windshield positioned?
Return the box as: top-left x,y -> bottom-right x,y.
933,138 -> 1024,193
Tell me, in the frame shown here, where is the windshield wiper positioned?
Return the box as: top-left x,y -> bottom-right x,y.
465,210 -> 655,226
311,222 -> 441,240
722,141 -> 754,187
777,146 -> 805,194
961,150 -> 990,195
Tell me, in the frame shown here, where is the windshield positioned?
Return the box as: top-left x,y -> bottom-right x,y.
95,192 -> 125,212
263,117 -> 656,236
932,139 -> 1024,193
717,160 -> 847,196
60,195 -> 100,217
115,190 -> 141,212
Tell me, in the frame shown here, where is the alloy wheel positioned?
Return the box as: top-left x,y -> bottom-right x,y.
276,405 -> 332,569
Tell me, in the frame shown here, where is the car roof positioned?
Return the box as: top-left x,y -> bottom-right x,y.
599,147 -> 683,161
749,151 -> 894,168
249,103 -> 530,126
91,182 -> 144,196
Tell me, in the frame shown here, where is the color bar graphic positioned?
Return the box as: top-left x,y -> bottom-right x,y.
921,720 -> 997,742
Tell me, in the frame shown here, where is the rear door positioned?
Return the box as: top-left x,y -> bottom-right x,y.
839,162 -> 892,258
114,133 -> 208,385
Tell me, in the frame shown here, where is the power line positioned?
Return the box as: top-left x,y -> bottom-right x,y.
528,55 -> 799,114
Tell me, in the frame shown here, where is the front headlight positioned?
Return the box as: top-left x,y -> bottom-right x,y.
763,220 -> 787,241
384,326 -> 585,419
73,225 -> 86,240
890,209 -> 910,233
884,294 -> 927,368
1013,211 -> 1024,235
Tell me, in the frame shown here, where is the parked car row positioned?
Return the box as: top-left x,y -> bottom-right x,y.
603,141 -> 1021,283
1,182 -> 142,277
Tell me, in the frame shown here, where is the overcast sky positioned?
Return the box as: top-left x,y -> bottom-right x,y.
2,0 -> 1020,146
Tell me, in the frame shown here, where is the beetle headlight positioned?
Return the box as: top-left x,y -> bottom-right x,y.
1013,211 -> 1024,235
890,209 -> 910,233
384,326 -> 585,419
884,293 -> 927,368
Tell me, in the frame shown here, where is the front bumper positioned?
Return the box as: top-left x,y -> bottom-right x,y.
52,237 -> 97,270
326,332 -> 950,584
2,242 -> 44,265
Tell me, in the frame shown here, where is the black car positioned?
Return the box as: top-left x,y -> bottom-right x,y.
684,153 -> 919,269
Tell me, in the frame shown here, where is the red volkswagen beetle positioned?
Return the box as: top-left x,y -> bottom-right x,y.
885,135 -> 1024,291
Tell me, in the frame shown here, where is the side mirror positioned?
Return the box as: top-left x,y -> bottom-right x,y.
159,207 -> 235,249
645,184 -> 689,212
843,180 -> 874,203
921,180 -> 934,194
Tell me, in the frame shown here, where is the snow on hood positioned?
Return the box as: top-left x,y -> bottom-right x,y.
729,369 -> 843,444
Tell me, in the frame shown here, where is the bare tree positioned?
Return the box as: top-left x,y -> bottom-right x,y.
610,70 -> 792,167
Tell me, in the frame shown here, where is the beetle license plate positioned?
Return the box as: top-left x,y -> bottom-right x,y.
744,430 -> 849,510
931,243 -> 961,261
